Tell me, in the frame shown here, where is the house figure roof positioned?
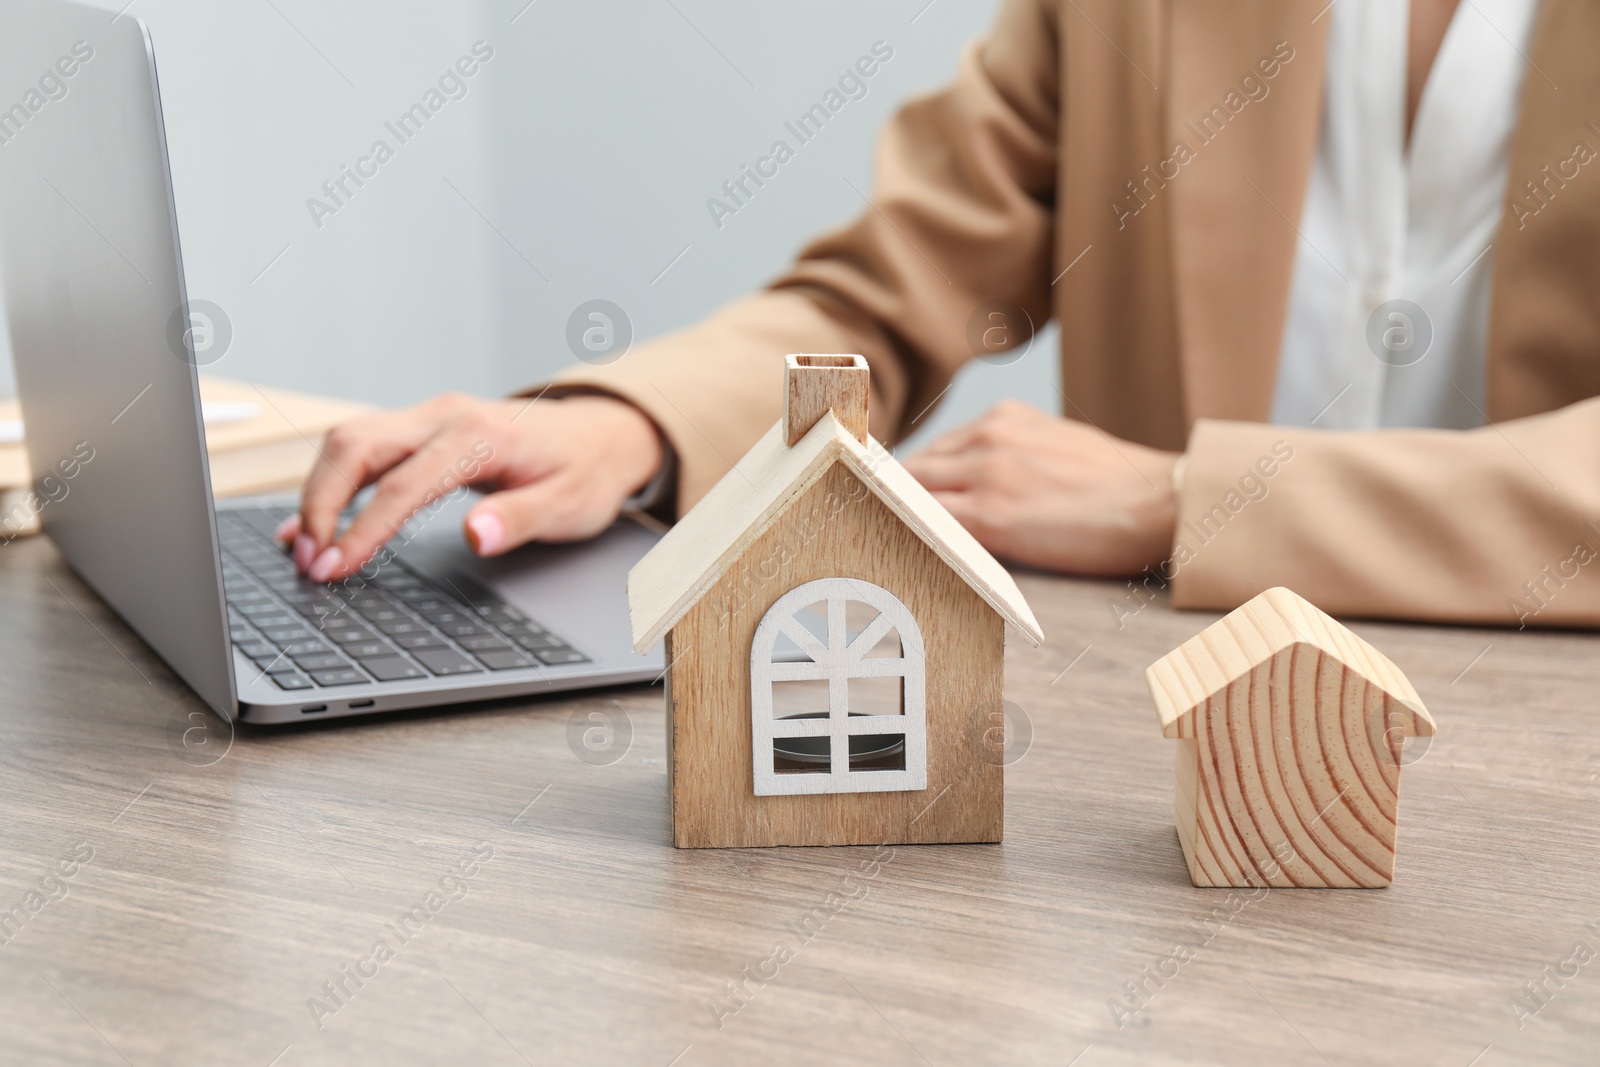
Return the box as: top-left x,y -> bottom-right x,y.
1145,586 -> 1437,739
628,355 -> 1044,652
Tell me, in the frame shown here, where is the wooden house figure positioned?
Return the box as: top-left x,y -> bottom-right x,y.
629,354 -> 1043,848
1145,587 -> 1436,888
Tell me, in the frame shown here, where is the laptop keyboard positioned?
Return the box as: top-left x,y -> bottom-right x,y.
217,506 -> 590,691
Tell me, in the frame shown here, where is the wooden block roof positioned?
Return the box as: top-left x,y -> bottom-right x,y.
627,411 -> 1044,652
1145,586 -> 1436,739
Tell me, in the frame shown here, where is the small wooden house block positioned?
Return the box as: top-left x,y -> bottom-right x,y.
1145,587 -> 1436,888
629,354 -> 1044,848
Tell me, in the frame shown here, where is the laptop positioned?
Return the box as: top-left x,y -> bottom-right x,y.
0,0 -> 663,724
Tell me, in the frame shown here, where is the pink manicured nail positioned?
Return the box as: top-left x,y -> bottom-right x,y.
465,511 -> 505,556
273,514 -> 301,543
307,546 -> 343,583
293,534 -> 317,572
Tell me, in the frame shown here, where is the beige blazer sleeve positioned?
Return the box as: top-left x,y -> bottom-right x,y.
1172,398 -> 1600,628
548,0 -> 1060,510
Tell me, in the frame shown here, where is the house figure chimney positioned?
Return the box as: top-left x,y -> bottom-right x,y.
783,353 -> 869,446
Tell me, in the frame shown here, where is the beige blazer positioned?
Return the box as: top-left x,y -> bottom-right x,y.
555,0 -> 1600,629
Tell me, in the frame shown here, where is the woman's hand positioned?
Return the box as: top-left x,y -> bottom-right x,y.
902,400 -> 1180,576
275,393 -> 664,583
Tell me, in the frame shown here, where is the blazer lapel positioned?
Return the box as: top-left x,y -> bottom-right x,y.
1166,0 -> 1330,423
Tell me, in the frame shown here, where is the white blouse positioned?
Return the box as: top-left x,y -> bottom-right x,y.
1270,0 -> 1541,430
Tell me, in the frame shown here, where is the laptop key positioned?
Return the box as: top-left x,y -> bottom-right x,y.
395,633 -> 446,650
376,620 -> 428,637
358,608 -> 406,623
325,626 -> 380,644
271,672 -> 315,690
281,640 -> 332,656
263,626 -> 314,643
477,605 -> 529,624
458,635 -> 512,652
497,621 -> 548,638
512,633 -> 563,651
418,610 -> 470,625
439,621 -> 490,638
475,649 -> 540,671
346,641 -> 398,659
413,649 -> 483,676
237,640 -> 276,658
229,626 -> 254,642
293,653 -> 351,671
377,586 -> 427,601
534,648 -> 590,666
309,668 -> 367,686
361,657 -> 427,682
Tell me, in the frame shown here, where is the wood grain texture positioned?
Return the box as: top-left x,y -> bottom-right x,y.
668,463 -> 1003,847
1147,588 -> 1436,888
782,354 -> 869,446
1,536 -> 1596,1066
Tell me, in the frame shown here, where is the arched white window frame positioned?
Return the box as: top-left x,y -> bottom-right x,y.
750,577 -> 927,796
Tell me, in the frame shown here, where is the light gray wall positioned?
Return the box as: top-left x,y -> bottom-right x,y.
0,0 -> 1056,449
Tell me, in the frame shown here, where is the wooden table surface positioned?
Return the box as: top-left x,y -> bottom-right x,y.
1,533 -> 1596,1067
